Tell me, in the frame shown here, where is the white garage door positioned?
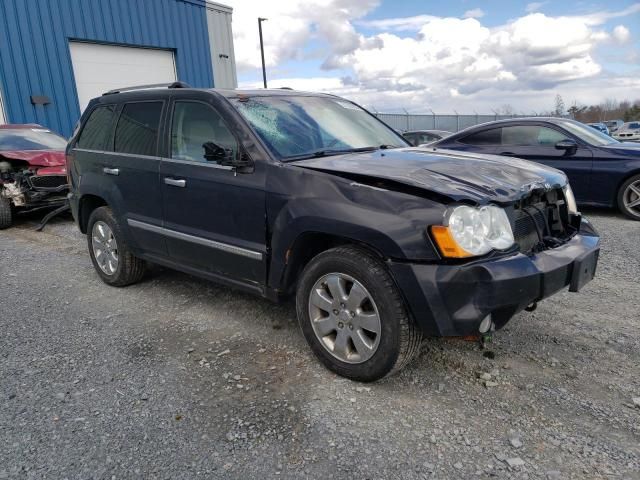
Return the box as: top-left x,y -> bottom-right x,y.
69,42 -> 177,113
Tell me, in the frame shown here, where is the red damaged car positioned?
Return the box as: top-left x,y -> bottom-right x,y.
0,124 -> 69,229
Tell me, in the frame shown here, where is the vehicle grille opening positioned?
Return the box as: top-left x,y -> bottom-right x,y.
28,175 -> 68,191
512,188 -> 576,254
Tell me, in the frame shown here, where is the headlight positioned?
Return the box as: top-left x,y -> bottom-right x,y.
431,205 -> 515,258
563,184 -> 578,214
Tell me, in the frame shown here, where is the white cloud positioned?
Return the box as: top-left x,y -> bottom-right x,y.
240,74 -> 640,114
340,13 -> 610,98
356,14 -> 438,31
228,1 -> 639,112
224,0 -> 379,71
525,2 -> 547,13
612,25 -> 631,44
576,3 -> 640,27
463,8 -> 485,19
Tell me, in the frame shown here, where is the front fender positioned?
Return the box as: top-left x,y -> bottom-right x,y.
266,166 -> 446,290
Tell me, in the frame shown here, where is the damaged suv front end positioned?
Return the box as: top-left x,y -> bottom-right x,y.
282,144 -> 600,339
393,179 -> 599,337
0,125 -> 69,229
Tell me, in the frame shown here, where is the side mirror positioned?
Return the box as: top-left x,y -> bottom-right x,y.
203,141 -> 231,164
555,139 -> 578,155
203,141 -> 253,171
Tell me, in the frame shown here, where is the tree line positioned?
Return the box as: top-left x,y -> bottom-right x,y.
566,97 -> 640,124
495,96 -> 640,123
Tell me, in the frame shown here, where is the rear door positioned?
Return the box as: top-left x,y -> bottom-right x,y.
495,125 -> 593,202
159,96 -> 267,285
106,101 -> 167,255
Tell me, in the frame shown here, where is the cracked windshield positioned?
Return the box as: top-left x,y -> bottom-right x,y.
231,95 -> 406,159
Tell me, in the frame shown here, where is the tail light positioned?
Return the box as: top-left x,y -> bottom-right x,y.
65,153 -> 73,187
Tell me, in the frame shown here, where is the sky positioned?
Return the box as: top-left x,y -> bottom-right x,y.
222,0 -> 640,114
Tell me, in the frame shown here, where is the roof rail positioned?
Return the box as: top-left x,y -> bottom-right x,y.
102,81 -> 191,96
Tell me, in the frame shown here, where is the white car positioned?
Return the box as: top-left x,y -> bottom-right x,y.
613,122 -> 640,142
604,119 -> 624,133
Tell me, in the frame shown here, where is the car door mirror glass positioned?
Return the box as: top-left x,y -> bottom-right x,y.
203,141 -> 231,163
203,141 -> 253,170
555,139 -> 578,154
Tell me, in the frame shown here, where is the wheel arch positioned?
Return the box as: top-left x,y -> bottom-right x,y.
78,194 -> 108,234
276,231 -> 388,297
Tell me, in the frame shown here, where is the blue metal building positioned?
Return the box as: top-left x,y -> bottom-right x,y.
0,0 -> 237,136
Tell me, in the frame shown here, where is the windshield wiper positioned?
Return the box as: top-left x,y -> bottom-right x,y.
284,146 -> 376,161
284,145 -> 399,162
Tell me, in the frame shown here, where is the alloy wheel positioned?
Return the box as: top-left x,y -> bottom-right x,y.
92,221 -> 119,275
623,180 -> 640,216
308,273 -> 382,364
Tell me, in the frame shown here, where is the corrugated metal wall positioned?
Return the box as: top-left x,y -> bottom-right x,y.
206,1 -> 237,89
0,0 -> 215,136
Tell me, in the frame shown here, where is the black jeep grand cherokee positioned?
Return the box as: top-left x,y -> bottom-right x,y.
67,84 -> 600,381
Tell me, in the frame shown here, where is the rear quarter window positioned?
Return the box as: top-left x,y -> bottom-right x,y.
76,106 -> 116,151
114,102 -> 163,156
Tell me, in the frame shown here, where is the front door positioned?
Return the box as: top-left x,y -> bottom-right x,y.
159,100 -> 266,285
495,125 -> 593,202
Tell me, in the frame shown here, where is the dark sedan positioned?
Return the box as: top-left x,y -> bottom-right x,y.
403,129 -> 452,146
432,118 -> 640,220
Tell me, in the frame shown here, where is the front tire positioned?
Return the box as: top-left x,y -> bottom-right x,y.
87,206 -> 146,286
296,246 -> 422,382
618,174 -> 640,221
0,196 -> 13,229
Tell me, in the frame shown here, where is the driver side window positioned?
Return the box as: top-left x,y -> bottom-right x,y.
171,101 -> 237,163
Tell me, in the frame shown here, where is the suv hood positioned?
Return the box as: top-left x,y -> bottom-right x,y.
290,147 -> 567,204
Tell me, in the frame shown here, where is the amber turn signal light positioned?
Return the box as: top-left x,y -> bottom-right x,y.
430,225 -> 473,258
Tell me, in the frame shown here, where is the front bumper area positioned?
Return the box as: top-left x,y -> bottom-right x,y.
389,226 -> 600,337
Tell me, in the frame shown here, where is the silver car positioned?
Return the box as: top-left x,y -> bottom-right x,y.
613,122 -> 640,142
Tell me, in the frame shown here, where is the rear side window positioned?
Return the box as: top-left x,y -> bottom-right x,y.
416,132 -> 437,144
403,133 -> 417,146
114,102 -> 163,156
76,106 -> 115,150
502,126 -> 567,146
459,128 -> 501,145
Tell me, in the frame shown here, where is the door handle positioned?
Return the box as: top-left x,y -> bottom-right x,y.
499,152 -> 516,157
164,177 -> 186,188
103,167 -> 120,176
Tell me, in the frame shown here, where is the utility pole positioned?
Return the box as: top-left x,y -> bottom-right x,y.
258,18 -> 268,88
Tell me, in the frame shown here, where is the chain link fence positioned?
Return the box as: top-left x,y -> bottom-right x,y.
373,112 -> 531,133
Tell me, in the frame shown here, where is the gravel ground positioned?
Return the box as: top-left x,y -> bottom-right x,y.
1,208 -> 639,480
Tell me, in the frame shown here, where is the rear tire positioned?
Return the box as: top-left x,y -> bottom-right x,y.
296,245 -> 422,382
87,206 -> 146,286
617,174 -> 640,221
0,196 -> 13,229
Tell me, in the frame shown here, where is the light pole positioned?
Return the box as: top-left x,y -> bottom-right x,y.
258,17 -> 268,89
